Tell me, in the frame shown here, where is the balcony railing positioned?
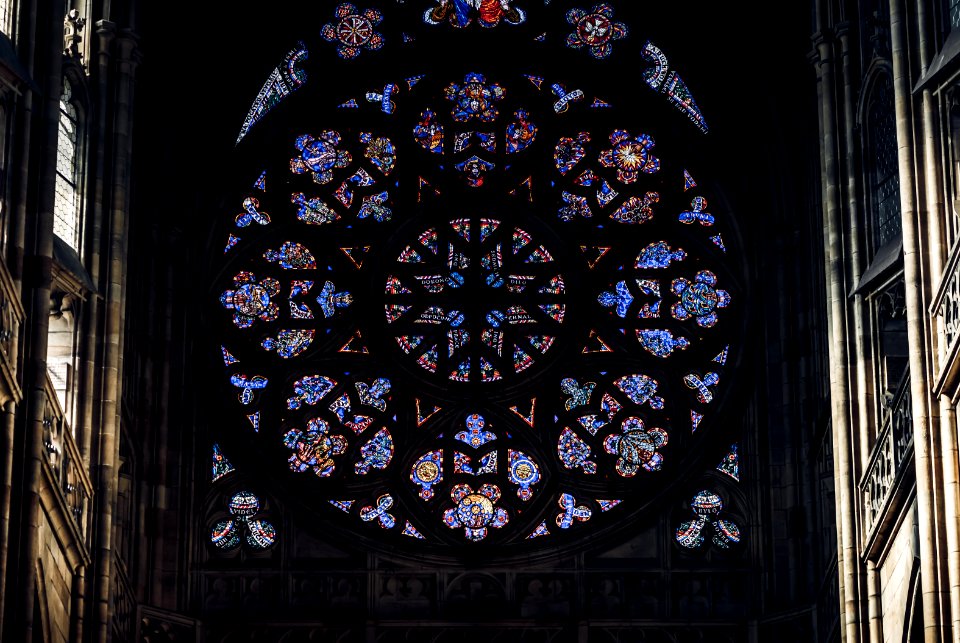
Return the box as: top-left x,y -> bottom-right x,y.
0,253 -> 23,404
932,240 -> 960,395
113,551 -> 136,642
860,372 -> 914,541
42,373 -> 92,545
816,556 -> 839,643
937,246 -> 960,349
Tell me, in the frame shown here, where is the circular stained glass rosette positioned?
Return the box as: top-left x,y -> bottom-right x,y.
213,19 -> 743,557
386,216 -> 565,386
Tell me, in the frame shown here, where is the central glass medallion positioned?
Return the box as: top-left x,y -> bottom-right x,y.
385,215 -> 565,385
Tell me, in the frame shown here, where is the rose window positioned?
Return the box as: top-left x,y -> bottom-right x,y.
211,3 -> 744,558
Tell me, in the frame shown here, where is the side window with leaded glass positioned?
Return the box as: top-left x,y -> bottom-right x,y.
0,0 -> 10,36
54,79 -> 81,252
867,76 -> 901,251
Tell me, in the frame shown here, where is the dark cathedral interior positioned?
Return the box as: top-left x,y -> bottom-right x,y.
2,0 -> 957,641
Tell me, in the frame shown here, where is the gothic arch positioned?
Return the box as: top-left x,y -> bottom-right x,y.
902,559 -> 924,643
857,61 -> 900,254
55,61 -> 90,254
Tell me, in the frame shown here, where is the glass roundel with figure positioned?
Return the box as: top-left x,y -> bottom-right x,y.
211,2 -> 744,557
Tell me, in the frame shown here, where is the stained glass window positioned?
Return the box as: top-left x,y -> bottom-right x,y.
868,76 -> 901,250
212,443 -> 235,482
675,489 -> 741,551
211,2 -> 743,556
209,491 -> 277,552
54,79 -> 80,251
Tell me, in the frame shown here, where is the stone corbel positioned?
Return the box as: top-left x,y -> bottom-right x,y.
63,9 -> 86,59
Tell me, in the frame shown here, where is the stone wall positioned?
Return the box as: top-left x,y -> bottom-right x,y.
38,509 -> 74,643
880,502 -> 917,643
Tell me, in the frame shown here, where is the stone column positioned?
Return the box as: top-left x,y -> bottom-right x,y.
90,27 -> 137,643
939,404 -> 960,643
914,1 -> 960,639
812,26 -> 862,643
0,0 -> 39,627
838,20 -> 885,643
3,0 -> 65,637
0,400 -> 15,634
76,19 -> 115,474
836,21 -> 872,468
887,0 -> 942,639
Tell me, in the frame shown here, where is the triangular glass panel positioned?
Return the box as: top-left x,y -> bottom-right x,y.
406,74 -> 425,89
597,499 -> 622,512
212,444 -> 235,482
524,75 -> 545,90
691,410 -> 703,433
509,399 -> 536,427
221,346 -> 239,366
713,345 -> 729,365
717,444 -> 740,481
339,331 -> 370,354
580,246 -> 612,269
528,521 -> 550,538
509,176 -> 533,202
416,399 -> 442,426
583,330 -> 613,354
451,219 -> 471,242
340,246 -> 371,269
418,176 -> 440,202
402,521 -> 425,539
330,500 -> 355,513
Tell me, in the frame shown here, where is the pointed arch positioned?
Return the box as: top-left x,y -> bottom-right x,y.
53,63 -> 89,255
32,558 -> 51,643
902,559 -> 924,643
857,61 -> 901,254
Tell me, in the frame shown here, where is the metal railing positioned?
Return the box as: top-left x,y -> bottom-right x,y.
0,254 -> 23,400
42,373 -> 92,544
860,372 -> 913,538
113,552 -> 136,641
816,557 -> 840,642
935,245 -> 960,352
